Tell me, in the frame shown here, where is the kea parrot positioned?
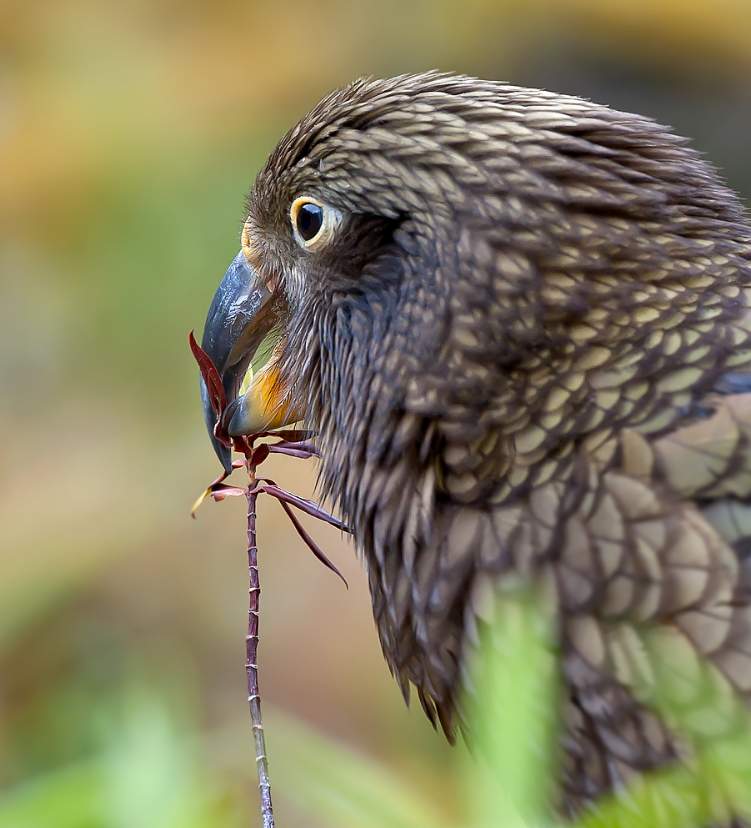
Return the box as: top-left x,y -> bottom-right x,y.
198,73 -> 751,820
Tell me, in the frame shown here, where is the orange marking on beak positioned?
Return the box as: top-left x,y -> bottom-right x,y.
244,362 -> 304,432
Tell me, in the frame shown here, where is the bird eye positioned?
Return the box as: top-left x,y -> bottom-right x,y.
290,196 -> 340,251
296,202 -> 323,240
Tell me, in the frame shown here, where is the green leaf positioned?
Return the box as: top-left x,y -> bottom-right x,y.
0,762 -> 105,828
269,711 -> 447,828
570,626 -> 751,828
0,673 -> 244,828
462,585 -> 559,828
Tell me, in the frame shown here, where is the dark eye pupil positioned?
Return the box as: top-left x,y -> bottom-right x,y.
296,202 -> 324,241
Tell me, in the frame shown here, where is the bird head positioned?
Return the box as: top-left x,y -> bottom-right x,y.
201,72 -> 749,515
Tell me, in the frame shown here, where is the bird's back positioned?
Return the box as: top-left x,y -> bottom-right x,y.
324,77 -> 751,821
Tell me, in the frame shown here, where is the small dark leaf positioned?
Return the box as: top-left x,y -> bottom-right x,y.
252,444 -> 270,466
267,445 -> 317,459
257,483 -> 350,533
232,434 -> 254,460
278,500 -> 348,589
252,429 -> 315,443
269,438 -> 318,457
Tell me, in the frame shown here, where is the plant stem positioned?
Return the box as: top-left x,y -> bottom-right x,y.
245,463 -> 274,828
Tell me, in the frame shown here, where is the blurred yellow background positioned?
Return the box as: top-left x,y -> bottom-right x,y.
2,1 -> 750,825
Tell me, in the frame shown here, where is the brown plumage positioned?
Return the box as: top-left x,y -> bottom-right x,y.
200,72 -> 751,820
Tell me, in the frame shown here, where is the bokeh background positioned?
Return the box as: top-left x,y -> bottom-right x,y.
2,1 -> 751,825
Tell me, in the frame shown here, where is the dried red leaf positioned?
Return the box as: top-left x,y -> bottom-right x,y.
191,461 -> 247,517
209,483 -> 247,501
189,331 -> 227,418
189,331 -> 347,586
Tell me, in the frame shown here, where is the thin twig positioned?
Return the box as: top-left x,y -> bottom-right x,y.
245,460 -> 274,828
190,336 -> 349,827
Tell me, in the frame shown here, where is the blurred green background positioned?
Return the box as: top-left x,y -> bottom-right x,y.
2,1 -> 750,825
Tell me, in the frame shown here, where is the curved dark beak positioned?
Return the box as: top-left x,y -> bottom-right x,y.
200,251 -> 275,472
